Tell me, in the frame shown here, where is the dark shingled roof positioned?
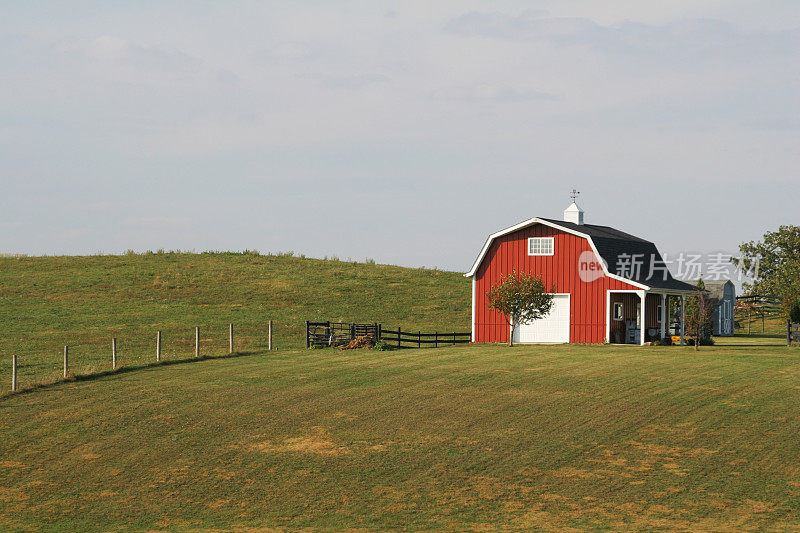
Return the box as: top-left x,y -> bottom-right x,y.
539,218 -> 697,292
689,279 -> 734,300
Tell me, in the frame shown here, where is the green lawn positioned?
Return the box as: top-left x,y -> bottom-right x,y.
2,337 -> 799,530
0,252 -> 470,391
3,253 -> 800,529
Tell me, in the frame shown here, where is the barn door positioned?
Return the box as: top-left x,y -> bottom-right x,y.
512,294 -> 570,343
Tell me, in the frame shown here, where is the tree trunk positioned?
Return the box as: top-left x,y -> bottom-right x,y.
509,321 -> 515,347
695,297 -> 702,351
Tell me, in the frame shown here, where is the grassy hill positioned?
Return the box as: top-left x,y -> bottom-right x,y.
3,253 -> 800,529
2,339 -> 799,530
0,252 -> 470,390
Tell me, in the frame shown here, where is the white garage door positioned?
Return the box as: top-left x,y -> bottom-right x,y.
512,294 -> 570,344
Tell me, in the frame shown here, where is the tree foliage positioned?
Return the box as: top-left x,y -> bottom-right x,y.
736,225 -> 800,298
486,270 -> 555,347
684,278 -> 715,349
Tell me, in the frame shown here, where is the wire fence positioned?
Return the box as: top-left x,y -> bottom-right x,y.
3,320 -> 281,395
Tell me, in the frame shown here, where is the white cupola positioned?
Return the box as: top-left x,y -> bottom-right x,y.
563,202 -> 584,225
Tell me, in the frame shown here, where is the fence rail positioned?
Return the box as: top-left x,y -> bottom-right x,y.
735,295 -> 785,334
305,322 -> 379,348
736,295 -> 783,315
379,328 -> 471,349
7,321 -> 275,395
789,322 -> 800,346
305,321 -> 471,349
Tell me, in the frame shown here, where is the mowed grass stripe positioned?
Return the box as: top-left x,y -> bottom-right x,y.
2,340 -> 800,530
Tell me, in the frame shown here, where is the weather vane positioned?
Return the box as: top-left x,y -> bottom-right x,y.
570,188 -> 580,202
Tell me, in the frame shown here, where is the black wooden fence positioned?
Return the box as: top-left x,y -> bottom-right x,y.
379,327 -> 471,349
306,322 -> 379,348
305,321 -> 470,348
788,322 -> 800,346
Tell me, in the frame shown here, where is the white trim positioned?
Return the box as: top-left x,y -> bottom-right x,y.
612,302 -> 624,321
605,290 -> 611,343
509,293 -> 571,344
463,217 -> 651,290
639,290 -> 646,346
527,237 -> 555,256
471,276 -> 476,342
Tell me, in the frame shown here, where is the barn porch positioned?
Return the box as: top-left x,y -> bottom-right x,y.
607,290 -> 686,345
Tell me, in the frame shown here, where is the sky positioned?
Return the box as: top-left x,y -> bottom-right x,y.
1,1 -> 798,275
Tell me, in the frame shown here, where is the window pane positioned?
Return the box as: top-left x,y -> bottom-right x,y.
529,237 -> 553,255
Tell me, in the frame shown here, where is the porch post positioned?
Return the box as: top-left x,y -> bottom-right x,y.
605,290 -> 611,343
660,294 -> 667,340
639,290 -> 646,346
680,294 -> 686,346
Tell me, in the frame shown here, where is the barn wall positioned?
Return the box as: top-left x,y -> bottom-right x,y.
474,225 -> 642,344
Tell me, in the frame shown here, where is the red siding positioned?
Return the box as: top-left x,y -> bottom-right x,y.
474,225 -> 642,343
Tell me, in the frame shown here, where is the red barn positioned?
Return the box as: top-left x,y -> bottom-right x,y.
466,202 -> 696,345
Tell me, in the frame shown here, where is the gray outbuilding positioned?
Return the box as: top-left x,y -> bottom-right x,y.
703,280 -> 736,336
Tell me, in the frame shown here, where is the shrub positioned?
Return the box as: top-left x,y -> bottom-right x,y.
372,340 -> 394,351
686,336 -> 715,347
790,300 -> 800,324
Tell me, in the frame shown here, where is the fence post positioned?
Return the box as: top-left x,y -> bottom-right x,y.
397,327 -> 401,348
11,353 -> 17,392
63,345 -> 69,378
305,321 -> 310,349
229,323 -> 234,354
418,331 -> 421,348
350,323 -> 355,341
453,332 -> 456,345
195,326 -> 200,358
378,324 -> 382,340
112,338 -> 117,369
269,320 -> 273,351
789,320 -> 792,347
435,331 -> 438,348
156,330 -> 162,362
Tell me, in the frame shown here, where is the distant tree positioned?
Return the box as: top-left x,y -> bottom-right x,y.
735,226 -> 800,301
486,270 -> 555,347
735,298 -> 763,335
684,279 -> 714,350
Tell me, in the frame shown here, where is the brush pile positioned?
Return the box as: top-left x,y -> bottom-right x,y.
339,335 -> 375,350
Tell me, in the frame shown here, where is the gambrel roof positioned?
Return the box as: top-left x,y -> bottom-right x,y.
465,217 -> 696,293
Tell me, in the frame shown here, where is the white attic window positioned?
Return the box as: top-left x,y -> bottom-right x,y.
528,237 -> 554,256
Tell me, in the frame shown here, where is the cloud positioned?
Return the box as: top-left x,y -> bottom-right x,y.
52,35 -> 201,73
444,11 -> 800,63
431,84 -> 556,102
297,72 -> 388,90
253,42 -> 316,62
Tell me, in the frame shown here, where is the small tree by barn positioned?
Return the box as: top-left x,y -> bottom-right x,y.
486,270 -> 555,347
685,279 -> 715,350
